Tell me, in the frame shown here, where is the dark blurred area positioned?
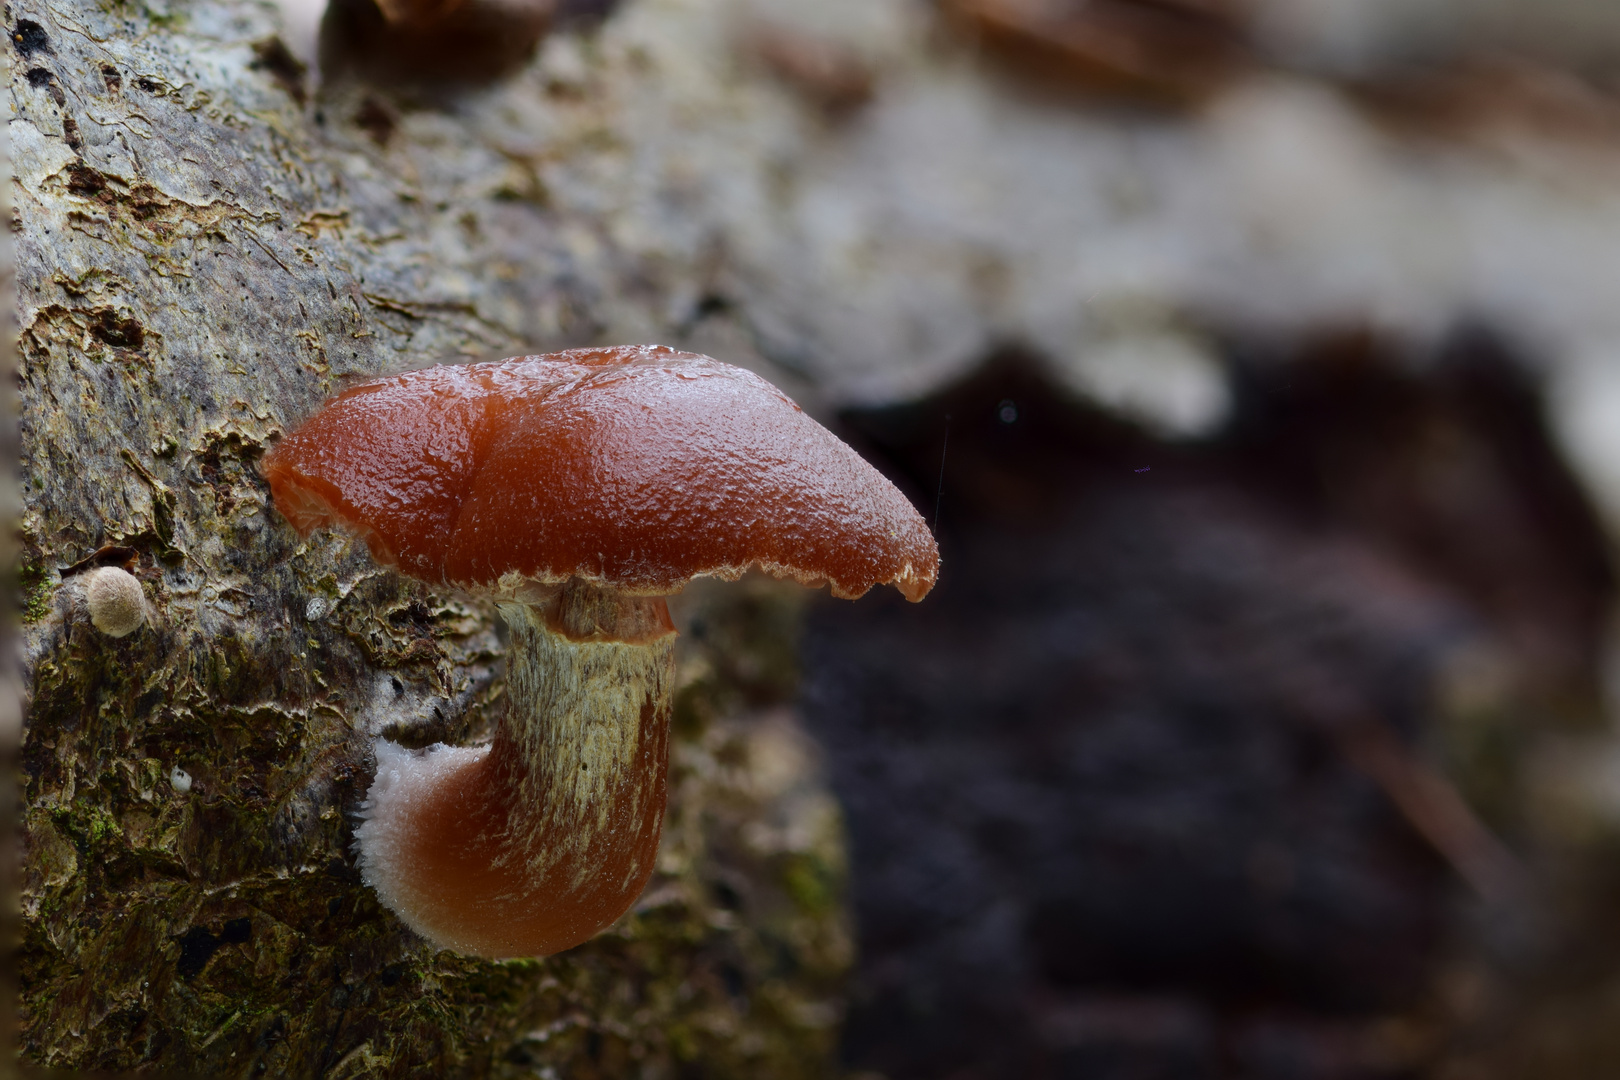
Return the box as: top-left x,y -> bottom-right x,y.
659,1 -> 1620,1074
801,328 -> 1620,1079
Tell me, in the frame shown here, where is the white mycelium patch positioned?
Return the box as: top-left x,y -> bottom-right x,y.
353,739 -> 488,931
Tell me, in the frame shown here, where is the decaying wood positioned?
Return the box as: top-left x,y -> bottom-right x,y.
13,0 -> 853,1072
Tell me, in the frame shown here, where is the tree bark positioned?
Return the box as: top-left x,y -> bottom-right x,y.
14,0 -> 852,1072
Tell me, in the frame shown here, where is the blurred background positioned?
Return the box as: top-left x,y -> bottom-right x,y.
163,0 -> 1620,1073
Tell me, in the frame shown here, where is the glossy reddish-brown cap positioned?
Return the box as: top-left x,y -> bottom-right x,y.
263,346 -> 939,601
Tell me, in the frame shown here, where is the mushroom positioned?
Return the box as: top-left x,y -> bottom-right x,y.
262,345 -> 938,957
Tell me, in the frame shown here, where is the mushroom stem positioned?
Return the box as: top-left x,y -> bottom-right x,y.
356,581 -> 674,958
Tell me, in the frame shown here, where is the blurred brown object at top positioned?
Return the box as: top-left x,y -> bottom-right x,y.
320,0 -> 624,86
1349,52 -> 1620,146
372,0 -> 470,29
744,23 -> 876,118
944,0 -> 1254,105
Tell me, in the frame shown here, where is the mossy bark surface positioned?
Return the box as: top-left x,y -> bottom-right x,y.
13,0 -> 850,1072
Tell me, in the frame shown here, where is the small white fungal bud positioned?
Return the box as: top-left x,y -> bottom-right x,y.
170,766 -> 193,793
84,566 -> 148,638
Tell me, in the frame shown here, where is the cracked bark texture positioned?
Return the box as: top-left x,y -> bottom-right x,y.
12,0 -> 856,1073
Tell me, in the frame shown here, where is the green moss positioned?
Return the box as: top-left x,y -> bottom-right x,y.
51,802 -> 125,852
140,3 -> 185,28
88,808 -> 123,845
666,1022 -> 699,1062
19,556 -> 53,623
781,854 -> 838,919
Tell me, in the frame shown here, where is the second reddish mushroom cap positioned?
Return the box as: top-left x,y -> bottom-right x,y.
262,346 -> 939,601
